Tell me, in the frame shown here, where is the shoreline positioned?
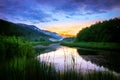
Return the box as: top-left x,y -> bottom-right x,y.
60,42 -> 120,51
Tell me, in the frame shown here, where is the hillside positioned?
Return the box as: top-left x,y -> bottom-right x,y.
61,18 -> 120,50
0,19 -> 63,41
75,18 -> 120,42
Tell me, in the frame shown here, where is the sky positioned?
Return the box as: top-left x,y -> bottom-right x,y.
0,0 -> 120,37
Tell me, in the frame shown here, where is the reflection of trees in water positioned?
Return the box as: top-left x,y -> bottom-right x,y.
77,49 -> 120,73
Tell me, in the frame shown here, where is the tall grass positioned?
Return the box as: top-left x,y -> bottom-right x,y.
0,36 -> 58,80
0,36 -> 34,61
0,58 -> 58,80
59,70 -> 120,80
0,35 -> 120,80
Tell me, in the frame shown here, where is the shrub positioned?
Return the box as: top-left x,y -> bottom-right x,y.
0,35 -> 34,61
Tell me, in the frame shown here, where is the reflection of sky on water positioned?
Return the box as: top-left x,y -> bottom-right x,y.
37,46 -> 106,73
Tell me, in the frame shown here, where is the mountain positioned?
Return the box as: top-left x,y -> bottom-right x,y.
0,19 -> 63,41
62,37 -> 75,42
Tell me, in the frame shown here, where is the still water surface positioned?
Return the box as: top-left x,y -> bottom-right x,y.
37,44 -> 107,73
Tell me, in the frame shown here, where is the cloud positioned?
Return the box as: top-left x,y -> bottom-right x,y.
52,18 -> 59,21
0,0 -> 120,24
60,0 -> 120,15
0,0 -> 52,23
66,16 -> 71,18
74,0 -> 120,10
36,0 -> 120,15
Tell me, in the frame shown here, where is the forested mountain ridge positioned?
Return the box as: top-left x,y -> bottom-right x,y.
75,18 -> 120,42
0,19 -> 63,41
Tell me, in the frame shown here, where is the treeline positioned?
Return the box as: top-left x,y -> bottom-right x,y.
75,18 -> 120,42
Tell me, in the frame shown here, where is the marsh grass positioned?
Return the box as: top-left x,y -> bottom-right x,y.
0,36 -> 34,61
0,58 -> 58,80
0,35 -> 120,80
56,68 -> 120,80
0,36 -> 58,80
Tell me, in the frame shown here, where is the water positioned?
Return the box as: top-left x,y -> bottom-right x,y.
37,44 -> 107,73
78,49 -> 120,73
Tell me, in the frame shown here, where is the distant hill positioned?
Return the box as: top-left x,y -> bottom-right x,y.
75,18 -> 120,42
62,37 -> 75,42
0,19 -> 63,41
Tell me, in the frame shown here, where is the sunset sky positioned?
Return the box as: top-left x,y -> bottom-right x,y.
0,0 -> 120,37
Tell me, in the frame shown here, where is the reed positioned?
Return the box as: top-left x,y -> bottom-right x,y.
0,35 -> 120,80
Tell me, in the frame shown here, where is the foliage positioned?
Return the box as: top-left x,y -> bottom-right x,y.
75,18 -> 120,42
0,36 -> 120,80
0,36 -> 58,80
0,19 -> 51,41
0,18 -> 120,80
0,36 -> 34,61
0,57 -> 58,80
61,42 -> 120,50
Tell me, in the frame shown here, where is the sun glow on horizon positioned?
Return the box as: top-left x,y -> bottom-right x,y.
42,21 -> 97,37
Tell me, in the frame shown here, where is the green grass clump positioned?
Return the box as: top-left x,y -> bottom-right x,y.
0,35 -> 120,80
0,36 -> 34,61
0,35 -> 58,80
57,70 -> 120,80
0,58 -> 58,80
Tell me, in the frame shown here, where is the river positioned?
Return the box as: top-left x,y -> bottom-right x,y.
36,44 -> 120,73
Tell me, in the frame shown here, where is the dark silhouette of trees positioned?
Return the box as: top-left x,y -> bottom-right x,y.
75,18 -> 120,42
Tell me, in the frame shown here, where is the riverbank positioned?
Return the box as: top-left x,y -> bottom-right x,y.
60,42 -> 120,51
0,36 -> 120,80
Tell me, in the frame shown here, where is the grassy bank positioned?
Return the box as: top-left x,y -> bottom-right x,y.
30,41 -> 59,46
0,35 -> 58,80
61,42 -> 120,51
0,35 -> 120,80
30,41 -> 52,46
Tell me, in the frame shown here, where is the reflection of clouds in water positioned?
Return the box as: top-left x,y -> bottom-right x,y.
37,46 -> 106,73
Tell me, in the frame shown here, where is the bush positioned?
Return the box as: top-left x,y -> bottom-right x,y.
0,36 -> 34,61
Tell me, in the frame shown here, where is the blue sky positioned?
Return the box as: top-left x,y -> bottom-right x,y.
0,0 -> 120,36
